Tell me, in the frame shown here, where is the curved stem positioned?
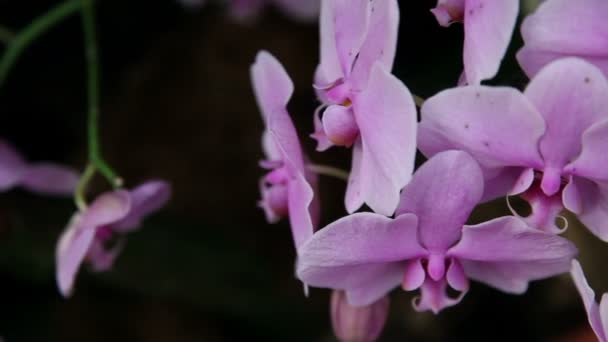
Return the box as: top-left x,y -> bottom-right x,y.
74,163 -> 96,210
81,0 -> 122,188
0,0 -> 80,88
307,164 -> 349,181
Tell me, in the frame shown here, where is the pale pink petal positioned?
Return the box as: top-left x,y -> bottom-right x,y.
21,163 -> 79,196
418,86 -> 545,192
250,51 -> 294,125
565,120 -> 608,182
344,139 -> 364,214
345,263 -> 404,306
566,178 -> 608,242
571,260 -> 607,341
463,0 -> 519,84
331,290 -> 389,342
287,172 -> 315,249
55,214 -> 97,297
322,105 -> 359,147
81,191 -> 132,228
396,150 -> 483,251
112,180 -> 171,232
350,63 -> 417,216
316,0 -> 370,85
431,0 -> 465,27
517,0 -> 608,78
402,259 -> 426,291
349,0 -> 399,91
450,216 -> 577,293
525,58 -> 608,193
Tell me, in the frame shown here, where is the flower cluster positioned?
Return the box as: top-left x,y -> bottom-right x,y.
251,0 -> 608,340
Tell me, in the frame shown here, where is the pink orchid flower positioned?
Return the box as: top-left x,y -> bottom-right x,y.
313,0 -> 417,216
331,290 -> 389,342
251,51 -> 319,250
418,58 -> 608,239
55,180 -> 171,297
571,260 -> 608,342
518,0 -> 608,79
431,0 -> 519,84
0,139 -> 78,196
297,151 -> 576,313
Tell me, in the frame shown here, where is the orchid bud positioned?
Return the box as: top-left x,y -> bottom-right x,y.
330,290 -> 389,342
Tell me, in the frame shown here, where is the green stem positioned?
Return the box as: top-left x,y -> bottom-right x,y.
80,0 -> 122,188
74,163 -> 96,210
306,164 -> 350,181
0,0 -> 80,88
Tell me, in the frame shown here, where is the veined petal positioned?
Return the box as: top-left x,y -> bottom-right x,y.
251,51 -> 294,124
450,216 -> 577,293
351,63 -> 417,216
419,85 -> 545,171
396,150 -> 483,251
297,213 -> 422,268
349,0 -> 399,91
571,260 -> 607,342
21,163 -> 79,196
517,0 -> 608,78
316,0 -> 370,85
525,58 -> 608,172
112,180 -> 171,232
462,0 -> 519,84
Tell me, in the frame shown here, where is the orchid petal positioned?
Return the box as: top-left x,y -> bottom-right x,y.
566,178 -> 608,242
349,0 -> 399,91
251,51 -> 294,124
418,85 -> 545,172
0,140 -> 27,191
566,120 -> 608,182
414,277 -> 465,314
112,180 -> 171,232
517,0 -> 608,78
316,0 -> 370,85
571,260 -> 607,341
450,216 -> 577,293
287,172 -> 316,249
87,238 -> 125,272
396,150 -> 483,251
525,58 -> 608,176
345,139 -> 364,214
81,191 -> 131,228
55,214 -> 97,297
402,259 -> 426,291
322,105 -> 359,147
462,0 -> 519,84
21,163 -> 79,196
351,63 -> 417,216
431,0 -> 465,27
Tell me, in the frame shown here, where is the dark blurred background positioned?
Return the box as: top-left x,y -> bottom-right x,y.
0,0 -> 602,340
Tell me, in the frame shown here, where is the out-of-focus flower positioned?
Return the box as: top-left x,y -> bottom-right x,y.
431,0 -> 519,84
313,0 -> 417,216
518,0 -> 608,79
251,51 -> 319,249
331,290 -> 389,342
0,139 -> 79,196
571,260 -> 608,342
418,58 -> 608,239
55,180 -> 170,297
297,151 -> 576,313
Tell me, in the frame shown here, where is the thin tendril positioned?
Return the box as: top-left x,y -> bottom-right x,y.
0,0 -> 81,88
307,164 -> 349,181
